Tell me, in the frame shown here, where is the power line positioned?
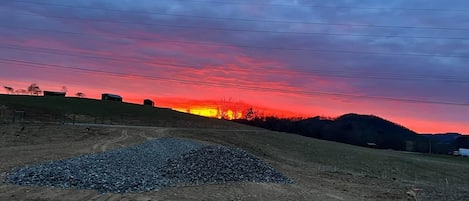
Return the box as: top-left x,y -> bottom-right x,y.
3,23 -> 469,59
3,26 -> 469,69
8,1 -> 469,31
1,58 -> 468,107
164,0 -> 469,12
3,5 -> 468,79
5,20 -> 469,41
1,44 -> 467,82
2,44 -> 469,83
4,27 -> 469,70
12,12 -> 469,40
12,0 -> 469,13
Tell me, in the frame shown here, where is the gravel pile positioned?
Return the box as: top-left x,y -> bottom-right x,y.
161,146 -> 293,185
6,137 -> 203,193
6,137 -> 292,193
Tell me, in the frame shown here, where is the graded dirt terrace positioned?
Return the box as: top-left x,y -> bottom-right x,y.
1,123 -> 469,201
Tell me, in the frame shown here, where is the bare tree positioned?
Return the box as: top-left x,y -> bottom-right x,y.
244,106 -> 256,120
232,100 -> 242,119
3,86 -> 14,94
217,97 -> 232,119
27,83 -> 41,96
216,98 -> 251,119
75,92 -> 85,98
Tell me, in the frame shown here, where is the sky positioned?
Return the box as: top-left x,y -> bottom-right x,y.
0,0 -> 468,133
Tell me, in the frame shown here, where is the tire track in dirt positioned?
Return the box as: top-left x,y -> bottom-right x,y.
138,131 -> 154,140
138,127 -> 170,140
91,130 -> 129,153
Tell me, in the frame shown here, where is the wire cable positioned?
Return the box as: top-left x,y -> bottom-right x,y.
5,21 -> 469,41
11,0 -> 469,13
1,58 -> 468,107
2,44 -> 468,83
8,1 -> 469,31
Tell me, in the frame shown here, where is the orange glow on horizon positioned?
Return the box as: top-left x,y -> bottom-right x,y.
174,107 -> 221,119
174,107 -> 252,120
0,79 -> 467,134
162,97 -> 308,120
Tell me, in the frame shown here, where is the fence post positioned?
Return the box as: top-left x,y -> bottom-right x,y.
62,114 -> 65,124
12,111 -> 25,123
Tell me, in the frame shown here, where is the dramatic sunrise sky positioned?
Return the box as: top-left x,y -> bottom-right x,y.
0,0 -> 468,133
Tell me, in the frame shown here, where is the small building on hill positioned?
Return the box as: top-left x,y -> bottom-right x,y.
43,91 -> 66,97
101,93 -> 122,102
143,99 -> 154,106
460,148 -> 469,157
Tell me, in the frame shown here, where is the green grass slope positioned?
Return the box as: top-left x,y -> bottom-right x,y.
0,94 -> 249,129
173,128 -> 469,200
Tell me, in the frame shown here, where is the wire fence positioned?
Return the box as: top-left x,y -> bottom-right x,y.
0,109 -> 148,126
0,107 -> 236,129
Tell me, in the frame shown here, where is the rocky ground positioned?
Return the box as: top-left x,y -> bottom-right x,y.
6,138 -> 291,193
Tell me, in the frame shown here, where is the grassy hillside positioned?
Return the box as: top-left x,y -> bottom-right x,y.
0,94 -> 249,129
170,128 -> 469,199
174,128 -> 469,184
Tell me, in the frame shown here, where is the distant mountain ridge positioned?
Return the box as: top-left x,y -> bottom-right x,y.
297,113 -> 427,152
234,113 -> 466,154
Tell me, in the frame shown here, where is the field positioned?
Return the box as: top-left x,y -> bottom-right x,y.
1,95 -> 469,201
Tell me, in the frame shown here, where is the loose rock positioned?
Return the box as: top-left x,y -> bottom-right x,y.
161,146 -> 293,185
6,137 -> 292,193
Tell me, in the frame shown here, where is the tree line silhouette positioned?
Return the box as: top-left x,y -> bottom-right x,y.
234,113 -> 469,154
3,83 -> 85,98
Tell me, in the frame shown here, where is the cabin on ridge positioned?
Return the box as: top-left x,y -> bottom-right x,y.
143,99 -> 154,106
43,91 -> 66,97
101,93 -> 122,102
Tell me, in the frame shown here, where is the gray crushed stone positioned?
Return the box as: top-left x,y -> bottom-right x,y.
6,137 -> 203,193
161,146 -> 293,185
6,137 -> 293,193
